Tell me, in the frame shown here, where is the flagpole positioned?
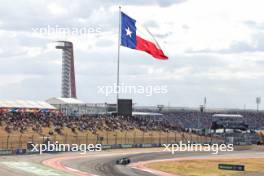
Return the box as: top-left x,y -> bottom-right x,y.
116,6 -> 121,113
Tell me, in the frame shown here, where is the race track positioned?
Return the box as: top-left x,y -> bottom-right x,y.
60,150 -> 210,176
0,148 -> 263,176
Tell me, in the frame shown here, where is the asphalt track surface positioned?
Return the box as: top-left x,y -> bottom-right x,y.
0,148 -> 264,176
61,150 -> 210,176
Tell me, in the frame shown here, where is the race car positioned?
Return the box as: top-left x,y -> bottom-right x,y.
116,157 -> 131,165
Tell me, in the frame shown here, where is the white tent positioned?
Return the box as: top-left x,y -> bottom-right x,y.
46,97 -> 83,105
0,100 -> 56,109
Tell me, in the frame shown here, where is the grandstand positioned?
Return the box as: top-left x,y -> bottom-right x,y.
1,99 -> 263,150
0,110 -> 213,150
211,114 -> 248,131
210,114 -> 258,145
161,109 -> 264,129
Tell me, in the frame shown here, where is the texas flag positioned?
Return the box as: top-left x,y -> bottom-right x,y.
121,12 -> 168,60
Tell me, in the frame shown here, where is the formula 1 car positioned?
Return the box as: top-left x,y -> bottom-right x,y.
116,157 -> 131,165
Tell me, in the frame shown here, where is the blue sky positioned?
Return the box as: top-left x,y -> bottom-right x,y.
0,0 -> 264,109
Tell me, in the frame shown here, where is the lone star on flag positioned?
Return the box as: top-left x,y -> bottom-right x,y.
125,27 -> 132,37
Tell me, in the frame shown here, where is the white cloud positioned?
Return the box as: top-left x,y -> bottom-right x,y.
0,0 -> 264,109
47,3 -> 68,16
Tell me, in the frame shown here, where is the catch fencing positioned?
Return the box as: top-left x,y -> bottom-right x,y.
0,131 -> 224,152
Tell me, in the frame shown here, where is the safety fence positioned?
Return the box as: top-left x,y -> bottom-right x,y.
0,131 -> 224,155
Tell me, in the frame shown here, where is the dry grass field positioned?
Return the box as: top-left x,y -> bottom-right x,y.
145,158 -> 264,176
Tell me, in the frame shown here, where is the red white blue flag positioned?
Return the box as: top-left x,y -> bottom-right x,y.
121,12 -> 168,60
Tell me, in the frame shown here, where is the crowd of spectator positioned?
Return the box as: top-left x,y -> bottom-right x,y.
1,110 -> 264,135
0,112 -> 181,135
163,110 -> 264,129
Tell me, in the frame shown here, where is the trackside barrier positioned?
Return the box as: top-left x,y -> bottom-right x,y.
133,144 -> 141,148
26,149 -> 39,155
1,132 -> 223,152
1,141 -> 226,156
0,132 -> 224,155
121,144 -> 133,148
151,144 -> 161,147
141,144 -> 152,148
102,145 -> 112,149
15,149 -> 26,155
0,149 -> 12,155
111,144 -> 121,149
